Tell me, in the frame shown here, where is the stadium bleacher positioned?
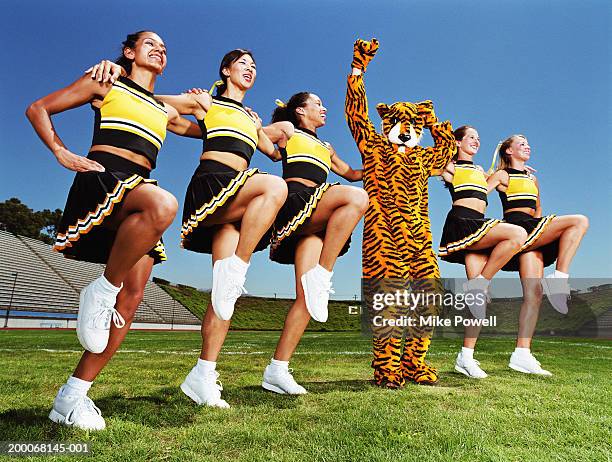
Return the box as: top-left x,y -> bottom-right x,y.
0,230 -> 199,327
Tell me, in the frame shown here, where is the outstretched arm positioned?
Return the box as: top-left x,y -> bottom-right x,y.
329,143 -> 363,182
345,39 -> 380,158
157,92 -> 211,120
486,170 -> 507,193
261,121 -> 294,162
165,104 -> 203,139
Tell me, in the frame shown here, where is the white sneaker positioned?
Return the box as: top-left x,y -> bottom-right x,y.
454,352 -> 488,379
462,281 -> 488,320
180,369 -> 230,408
509,351 -> 552,376
262,365 -> 307,395
211,257 -> 248,321
48,386 -> 106,431
541,274 -> 570,314
77,281 -> 125,354
301,266 -> 334,323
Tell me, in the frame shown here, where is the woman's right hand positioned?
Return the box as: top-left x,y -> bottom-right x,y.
55,147 -> 105,172
84,60 -> 125,84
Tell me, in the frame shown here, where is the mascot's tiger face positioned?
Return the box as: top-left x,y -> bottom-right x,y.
376,100 -> 435,150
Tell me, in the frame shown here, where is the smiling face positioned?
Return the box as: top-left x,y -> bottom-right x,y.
124,32 -> 167,74
296,93 -> 327,128
222,53 -> 257,91
506,135 -> 531,162
457,128 -> 480,157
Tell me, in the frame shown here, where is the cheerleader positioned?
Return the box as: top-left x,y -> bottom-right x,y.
488,134 -> 588,374
26,31 -> 201,430
259,92 -> 368,394
170,50 -> 286,408
439,126 -> 528,378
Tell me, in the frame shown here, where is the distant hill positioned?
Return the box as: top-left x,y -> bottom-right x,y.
158,283 -> 361,332
158,283 -> 611,336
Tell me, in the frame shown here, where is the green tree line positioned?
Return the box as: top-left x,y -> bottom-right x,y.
0,198 -> 62,244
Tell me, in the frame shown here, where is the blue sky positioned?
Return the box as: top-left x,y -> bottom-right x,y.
1,0 -> 610,298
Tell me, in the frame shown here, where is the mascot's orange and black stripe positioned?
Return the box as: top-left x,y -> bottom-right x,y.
345,39 -> 456,388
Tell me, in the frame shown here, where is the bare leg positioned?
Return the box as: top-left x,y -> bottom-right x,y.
463,253 -> 488,349
73,255 -> 154,381
103,184 -> 177,286
299,185 -> 368,271
273,235 -> 323,361
467,223 -> 527,279
526,215 -> 588,273
199,224 -> 240,361
203,174 -> 287,263
517,251 -> 544,349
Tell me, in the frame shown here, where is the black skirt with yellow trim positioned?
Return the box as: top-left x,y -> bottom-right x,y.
53,151 -> 166,264
270,181 -> 350,264
502,211 -> 558,271
438,205 -> 500,264
181,159 -> 270,254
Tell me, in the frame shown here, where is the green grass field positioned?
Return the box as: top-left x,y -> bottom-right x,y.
0,330 -> 610,461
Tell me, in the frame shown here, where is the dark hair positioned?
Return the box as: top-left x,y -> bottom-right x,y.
451,125 -> 477,162
114,30 -> 152,75
271,92 -> 311,126
215,49 -> 255,96
441,124 -> 477,187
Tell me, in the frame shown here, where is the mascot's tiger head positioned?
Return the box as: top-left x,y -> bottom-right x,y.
376,100 -> 434,150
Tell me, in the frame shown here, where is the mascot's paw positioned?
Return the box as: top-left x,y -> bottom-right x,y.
417,100 -> 438,127
401,359 -> 439,385
373,368 -> 405,389
352,38 -> 379,72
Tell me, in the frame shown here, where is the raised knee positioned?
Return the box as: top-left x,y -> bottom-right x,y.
577,215 -> 589,233
509,228 -> 528,249
264,176 -> 288,205
351,188 -> 369,213
151,192 -> 178,230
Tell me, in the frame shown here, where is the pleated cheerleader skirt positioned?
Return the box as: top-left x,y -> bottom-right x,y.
270,181 -> 350,264
180,159 -> 271,254
53,151 -> 166,264
502,211 -> 558,271
438,205 -> 501,264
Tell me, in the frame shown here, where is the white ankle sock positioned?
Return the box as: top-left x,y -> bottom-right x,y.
469,275 -> 490,291
96,275 -> 122,297
270,358 -> 289,371
194,359 -> 216,375
228,254 -> 249,272
514,347 -> 531,357
554,270 -> 569,279
313,264 -> 333,279
461,347 -> 474,360
64,376 -> 92,397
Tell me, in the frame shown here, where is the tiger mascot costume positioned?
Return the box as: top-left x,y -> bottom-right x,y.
345,38 -> 456,388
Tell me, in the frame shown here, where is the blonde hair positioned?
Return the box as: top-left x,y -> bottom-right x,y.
496,134 -> 527,171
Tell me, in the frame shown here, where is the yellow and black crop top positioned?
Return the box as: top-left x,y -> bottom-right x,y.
498,168 -> 538,210
91,76 -> 167,169
446,160 -> 488,204
201,96 -> 258,163
281,128 -> 332,185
